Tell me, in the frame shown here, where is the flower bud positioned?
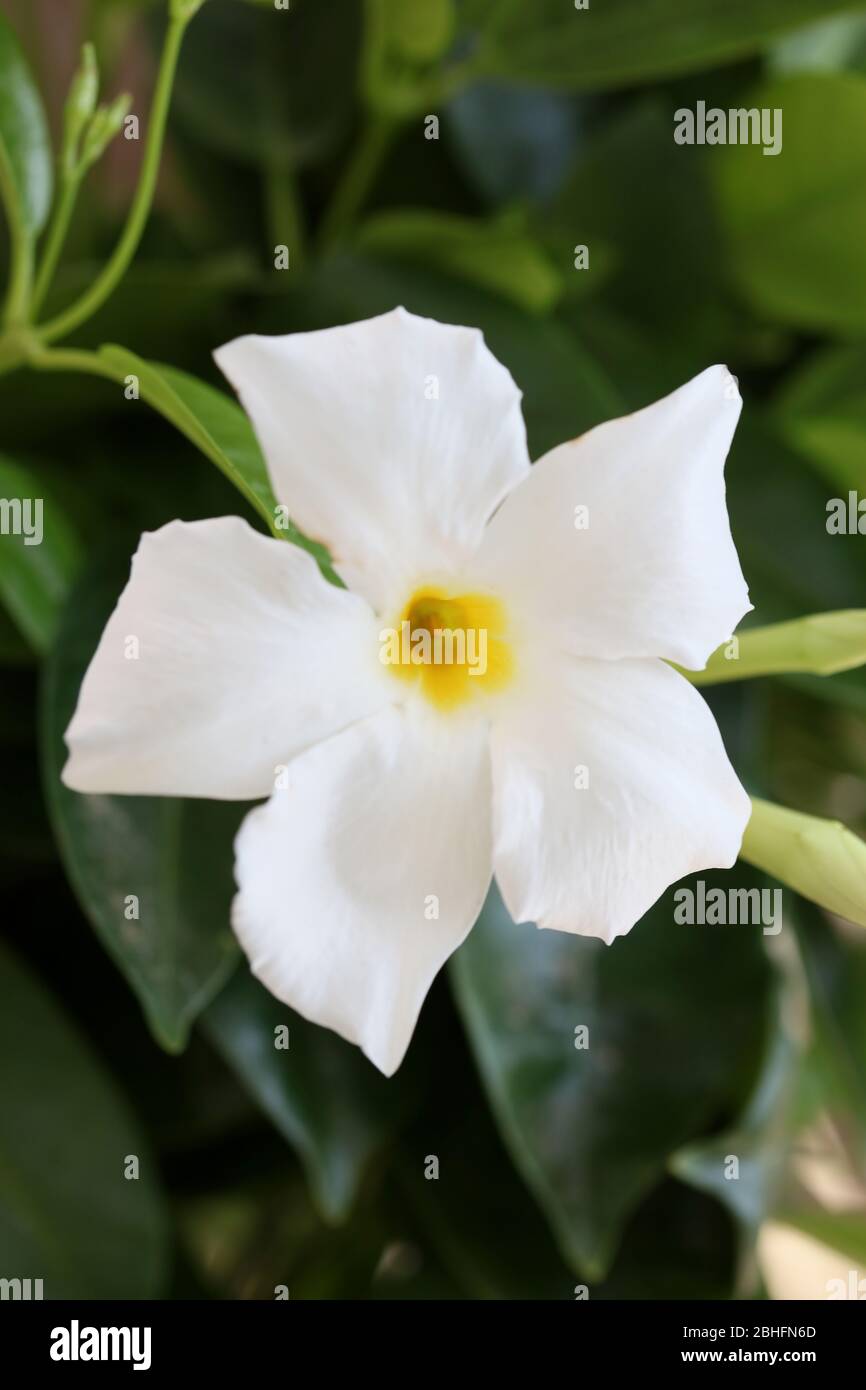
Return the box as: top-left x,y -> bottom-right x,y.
61,42 -> 99,178
79,92 -> 132,172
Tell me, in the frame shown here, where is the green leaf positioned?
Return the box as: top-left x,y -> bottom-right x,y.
725,419 -> 866,624
546,99 -> 723,342
685,611 -> 866,686
742,798 -> 866,930
172,0 -> 361,169
0,940 -> 168,1297
41,551 -> 241,1052
97,345 -> 335,574
203,967 -> 412,1222
0,12 -> 52,235
451,876 -> 772,1279
715,74 -> 866,332
356,210 -> 563,314
772,344 -> 866,495
771,13 -> 866,74
0,453 -> 82,653
793,901 -> 866,1162
670,978 -> 800,1292
447,81 -> 581,207
459,0 -> 866,88
777,1207 -> 866,1266
98,346 -> 280,533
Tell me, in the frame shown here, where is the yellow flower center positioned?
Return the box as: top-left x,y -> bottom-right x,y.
380,585 -> 513,711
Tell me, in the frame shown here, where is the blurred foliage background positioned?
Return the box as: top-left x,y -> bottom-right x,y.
1,0 -> 866,1301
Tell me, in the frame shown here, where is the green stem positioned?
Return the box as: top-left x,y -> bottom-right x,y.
263,161 -> 305,269
37,12 -> 190,344
25,342 -> 127,385
0,145 -> 34,327
318,112 -> 396,250
31,174 -> 83,316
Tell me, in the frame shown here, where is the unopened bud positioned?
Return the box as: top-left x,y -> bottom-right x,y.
61,42 -> 99,178
79,92 -> 132,171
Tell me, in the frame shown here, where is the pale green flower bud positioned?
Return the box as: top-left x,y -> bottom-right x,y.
61,42 -> 99,179
79,92 -> 132,173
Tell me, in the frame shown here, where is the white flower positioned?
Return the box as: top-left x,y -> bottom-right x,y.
63,308 -> 752,1076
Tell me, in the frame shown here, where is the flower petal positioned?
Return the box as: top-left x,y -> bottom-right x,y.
214,307 -> 530,611
63,517 -> 390,800
232,704 -> 493,1075
474,366 -> 750,670
491,652 -> 750,943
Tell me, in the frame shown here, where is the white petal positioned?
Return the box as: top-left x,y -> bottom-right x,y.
214,307 -> 530,611
474,366 -> 750,670
63,517 -> 390,800
232,704 -> 492,1075
491,652 -> 750,943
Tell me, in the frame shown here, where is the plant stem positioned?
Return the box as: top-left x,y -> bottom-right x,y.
31,174 -> 83,316
263,161 -> 305,270
0,145 -> 34,327
318,112 -> 396,250
37,11 -> 191,344
25,342 -> 127,385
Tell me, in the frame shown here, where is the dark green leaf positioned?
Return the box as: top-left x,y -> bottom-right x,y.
459,0 -> 866,88
204,967 -> 412,1222
99,346 -> 281,533
0,940 -> 168,1297
172,0 -> 361,169
0,453 -> 82,653
451,876 -> 772,1278
670,983 -> 800,1290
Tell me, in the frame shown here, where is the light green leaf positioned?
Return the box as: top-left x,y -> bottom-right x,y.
770,14 -> 866,74
715,74 -> 866,332
203,968 -> 412,1222
41,552 -> 241,1053
0,940 -> 169,1297
452,876 -> 771,1279
460,0 -> 866,89
793,900 -> 866,1162
777,1208 -> 866,1266
0,13 -> 52,235
742,798 -> 866,930
356,209 -> 563,313
0,453 -> 82,653
772,344 -> 866,495
686,611 -> 866,686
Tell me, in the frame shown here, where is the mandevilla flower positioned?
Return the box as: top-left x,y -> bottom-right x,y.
63,308 -> 752,1075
